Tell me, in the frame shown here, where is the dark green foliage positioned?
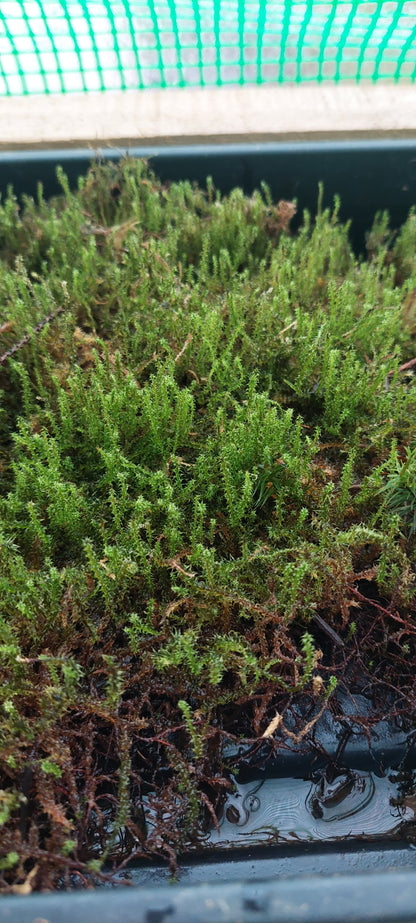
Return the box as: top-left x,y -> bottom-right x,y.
1,158 -> 416,890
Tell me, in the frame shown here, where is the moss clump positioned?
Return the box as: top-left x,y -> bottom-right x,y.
1,158 -> 416,889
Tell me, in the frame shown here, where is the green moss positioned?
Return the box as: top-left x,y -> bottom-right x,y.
1,158 -> 416,889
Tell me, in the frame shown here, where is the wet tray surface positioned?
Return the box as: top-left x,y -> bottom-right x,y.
209,769 -> 413,848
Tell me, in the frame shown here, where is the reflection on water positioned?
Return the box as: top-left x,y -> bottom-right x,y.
209,770 -> 415,848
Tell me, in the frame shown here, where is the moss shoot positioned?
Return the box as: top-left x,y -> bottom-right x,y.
1,159 -> 416,889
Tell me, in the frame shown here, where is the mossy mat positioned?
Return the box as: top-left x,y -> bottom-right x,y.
1,158 -> 416,890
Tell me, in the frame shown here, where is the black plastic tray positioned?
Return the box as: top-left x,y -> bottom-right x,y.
2,139 -> 416,923
2,864 -> 416,923
1,139 -> 416,250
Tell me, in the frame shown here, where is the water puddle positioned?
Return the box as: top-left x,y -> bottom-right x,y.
207,769 -> 415,848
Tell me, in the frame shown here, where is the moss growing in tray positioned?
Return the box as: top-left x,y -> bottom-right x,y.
1,158 -> 416,890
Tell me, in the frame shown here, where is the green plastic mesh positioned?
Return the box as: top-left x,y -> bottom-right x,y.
1,1 -> 415,95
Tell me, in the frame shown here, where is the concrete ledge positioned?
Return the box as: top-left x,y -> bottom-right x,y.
1,83 -> 416,149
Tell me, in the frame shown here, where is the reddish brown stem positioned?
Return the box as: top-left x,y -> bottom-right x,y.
0,306 -> 64,366
347,585 -> 416,634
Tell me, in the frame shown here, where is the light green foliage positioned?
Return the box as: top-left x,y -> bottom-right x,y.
178,700 -> 205,760
392,208 -> 416,283
40,759 -> 62,778
140,363 -> 195,462
380,442 -> 416,536
1,158 -> 416,888
153,627 -> 281,692
0,852 -> 19,871
0,791 -> 22,827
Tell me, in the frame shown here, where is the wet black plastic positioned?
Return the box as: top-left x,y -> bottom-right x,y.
2,140 -> 416,922
2,866 -> 416,923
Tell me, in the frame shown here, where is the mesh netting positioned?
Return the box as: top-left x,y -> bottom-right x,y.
1,1 -> 416,95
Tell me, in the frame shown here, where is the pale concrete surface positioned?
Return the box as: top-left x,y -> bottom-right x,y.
1,83 -> 416,149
